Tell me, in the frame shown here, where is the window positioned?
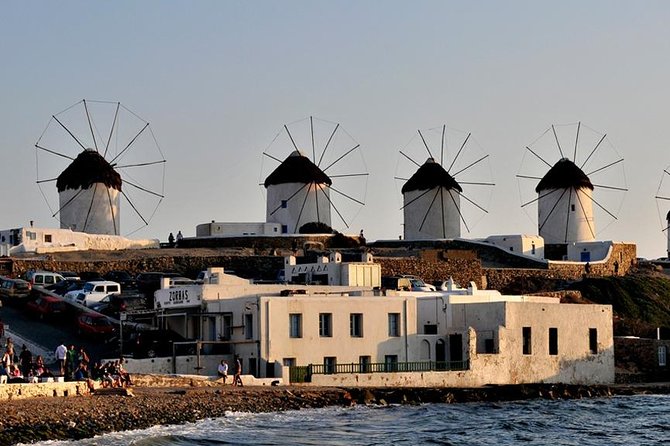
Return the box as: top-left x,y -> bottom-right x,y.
385,355 -> 398,372
359,355 -> 371,373
424,324 -> 438,335
283,358 -> 296,367
44,234 -> 52,243
350,313 -> 363,337
108,285 -> 119,293
484,338 -> 495,353
549,328 -> 558,355
244,313 -> 253,339
281,200 -> 288,208
281,225 -> 288,234
388,313 -> 400,337
571,204 -> 576,211
319,313 -> 332,337
289,313 -> 302,338
324,356 -> 336,374
659,346 -> 667,367
589,328 -> 598,354
523,327 -> 532,355
95,286 -> 104,292
44,276 -> 54,285
221,314 -> 233,340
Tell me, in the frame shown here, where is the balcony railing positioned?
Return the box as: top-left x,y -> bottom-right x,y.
289,360 -> 469,383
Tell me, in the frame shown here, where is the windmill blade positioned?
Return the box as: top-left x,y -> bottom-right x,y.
35,144 -> 75,161
579,133 -> 606,170
447,132 -> 471,173
452,154 -> 489,178
592,184 -> 628,192
587,158 -> 624,177
400,188 -> 434,210
458,181 -> 496,186
573,121 -> 581,162
538,188 -> 569,232
394,176 -> 409,181
516,174 -> 543,181
52,115 -> 86,151
83,99 -> 99,152
36,178 -> 58,184
314,183 -> 321,224
656,195 -> 670,201
269,183 -> 310,216
521,188 -> 562,208
109,122 -> 150,165
418,188 -> 441,232
459,191 -> 489,214
284,124 -> 300,153
329,185 -> 365,206
317,186 -> 348,228
563,190 -> 573,243
82,183 -> 99,233
552,124 -> 565,159
447,189 -> 469,233
399,150 -> 421,168
328,173 -> 369,179
417,129 -> 434,159
317,123 -> 339,168
526,146 -> 553,168
294,182 -> 313,233
440,125 -> 446,166
106,187 -> 118,235
103,102 -> 121,158
263,152 -> 283,163
574,190 -> 596,239
440,188 -> 446,238
115,159 -> 167,169
587,193 -> 619,220
124,178 -> 165,199
310,116 -> 316,164
322,144 -> 360,172
120,190 -> 149,226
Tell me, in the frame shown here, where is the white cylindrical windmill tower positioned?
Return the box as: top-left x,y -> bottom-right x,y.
402,158 -> 463,240
536,158 -> 595,244
264,150 -> 333,233
56,149 -> 121,235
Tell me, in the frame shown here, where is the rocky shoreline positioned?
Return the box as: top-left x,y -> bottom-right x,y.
1,382 -> 669,445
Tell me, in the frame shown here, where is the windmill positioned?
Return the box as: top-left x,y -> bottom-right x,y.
517,122 -> 627,245
35,100 -> 166,236
655,165 -> 670,258
260,117 -> 368,234
395,125 -> 494,240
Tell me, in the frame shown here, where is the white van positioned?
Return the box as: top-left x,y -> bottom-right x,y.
65,280 -> 121,307
25,271 -> 66,287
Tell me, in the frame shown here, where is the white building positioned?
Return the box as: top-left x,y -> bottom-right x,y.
57,149 -> 121,235
265,151 -> 332,234
402,158 -> 461,240
483,234 -> 545,259
148,267 -> 614,387
196,221 -> 283,237
283,252 -> 381,287
0,226 -> 158,256
536,158 -> 595,244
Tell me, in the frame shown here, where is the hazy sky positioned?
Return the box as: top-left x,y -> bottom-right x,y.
2,1 -> 670,258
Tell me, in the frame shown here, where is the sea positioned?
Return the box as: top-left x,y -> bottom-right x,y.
26,394 -> 669,446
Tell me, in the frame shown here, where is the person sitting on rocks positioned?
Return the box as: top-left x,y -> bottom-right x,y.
33,355 -> 53,378
7,364 -> 25,383
74,362 -> 90,381
116,359 -> 132,387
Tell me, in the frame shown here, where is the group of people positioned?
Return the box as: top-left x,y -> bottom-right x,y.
54,342 -> 91,381
167,230 -> 183,248
54,342 -> 131,388
217,355 -> 243,386
1,338 -> 54,383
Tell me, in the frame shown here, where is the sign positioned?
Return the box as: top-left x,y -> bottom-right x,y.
155,286 -> 202,309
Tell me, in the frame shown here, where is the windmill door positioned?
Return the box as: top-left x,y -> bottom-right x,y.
580,252 -> 591,262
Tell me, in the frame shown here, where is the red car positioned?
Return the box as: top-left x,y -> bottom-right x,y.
77,313 -> 116,337
25,295 -> 67,320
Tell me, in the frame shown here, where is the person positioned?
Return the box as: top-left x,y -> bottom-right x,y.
217,359 -> 229,384
168,232 -> 175,247
73,362 -> 89,381
5,337 -> 14,362
614,260 -> 620,276
66,344 -> 77,380
359,229 -> 366,246
78,346 -> 90,366
19,344 -> 32,377
232,355 -> 243,387
1,348 -> 12,370
584,262 -> 591,275
55,342 -> 67,376
176,230 -> 183,247
34,355 -> 52,378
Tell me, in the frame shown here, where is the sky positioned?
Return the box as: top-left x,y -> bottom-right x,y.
2,1 -> 670,259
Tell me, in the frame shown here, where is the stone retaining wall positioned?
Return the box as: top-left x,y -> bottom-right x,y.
0,381 -> 89,400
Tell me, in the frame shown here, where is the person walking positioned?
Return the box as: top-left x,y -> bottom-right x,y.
55,342 -> 67,376
217,359 -> 229,384
232,355 -> 243,387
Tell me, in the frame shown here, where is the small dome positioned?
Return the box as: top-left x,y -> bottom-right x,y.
402,158 -> 462,194
56,149 -> 122,192
535,158 -> 593,193
264,151 -> 332,188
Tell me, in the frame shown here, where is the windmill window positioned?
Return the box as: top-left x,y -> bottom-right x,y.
281,225 -> 288,234
571,204 -> 576,211
281,200 -> 288,208
44,234 -> 52,243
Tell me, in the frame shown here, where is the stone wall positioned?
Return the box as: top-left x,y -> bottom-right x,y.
0,381 -> 89,400
375,257 -> 484,288
614,337 -> 670,383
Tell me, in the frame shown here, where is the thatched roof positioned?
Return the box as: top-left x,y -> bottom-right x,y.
57,149 -> 122,192
402,158 -> 462,194
264,151 -> 332,188
535,158 -> 593,193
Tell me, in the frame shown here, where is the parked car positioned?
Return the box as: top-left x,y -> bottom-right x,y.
0,277 -> 32,301
90,293 -> 146,316
79,271 -> 105,282
104,271 -> 136,289
58,271 -> 81,281
25,295 -> 67,320
76,313 -> 117,337
24,271 -> 66,287
46,279 -> 84,296
124,329 -> 195,358
64,280 -> 121,307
